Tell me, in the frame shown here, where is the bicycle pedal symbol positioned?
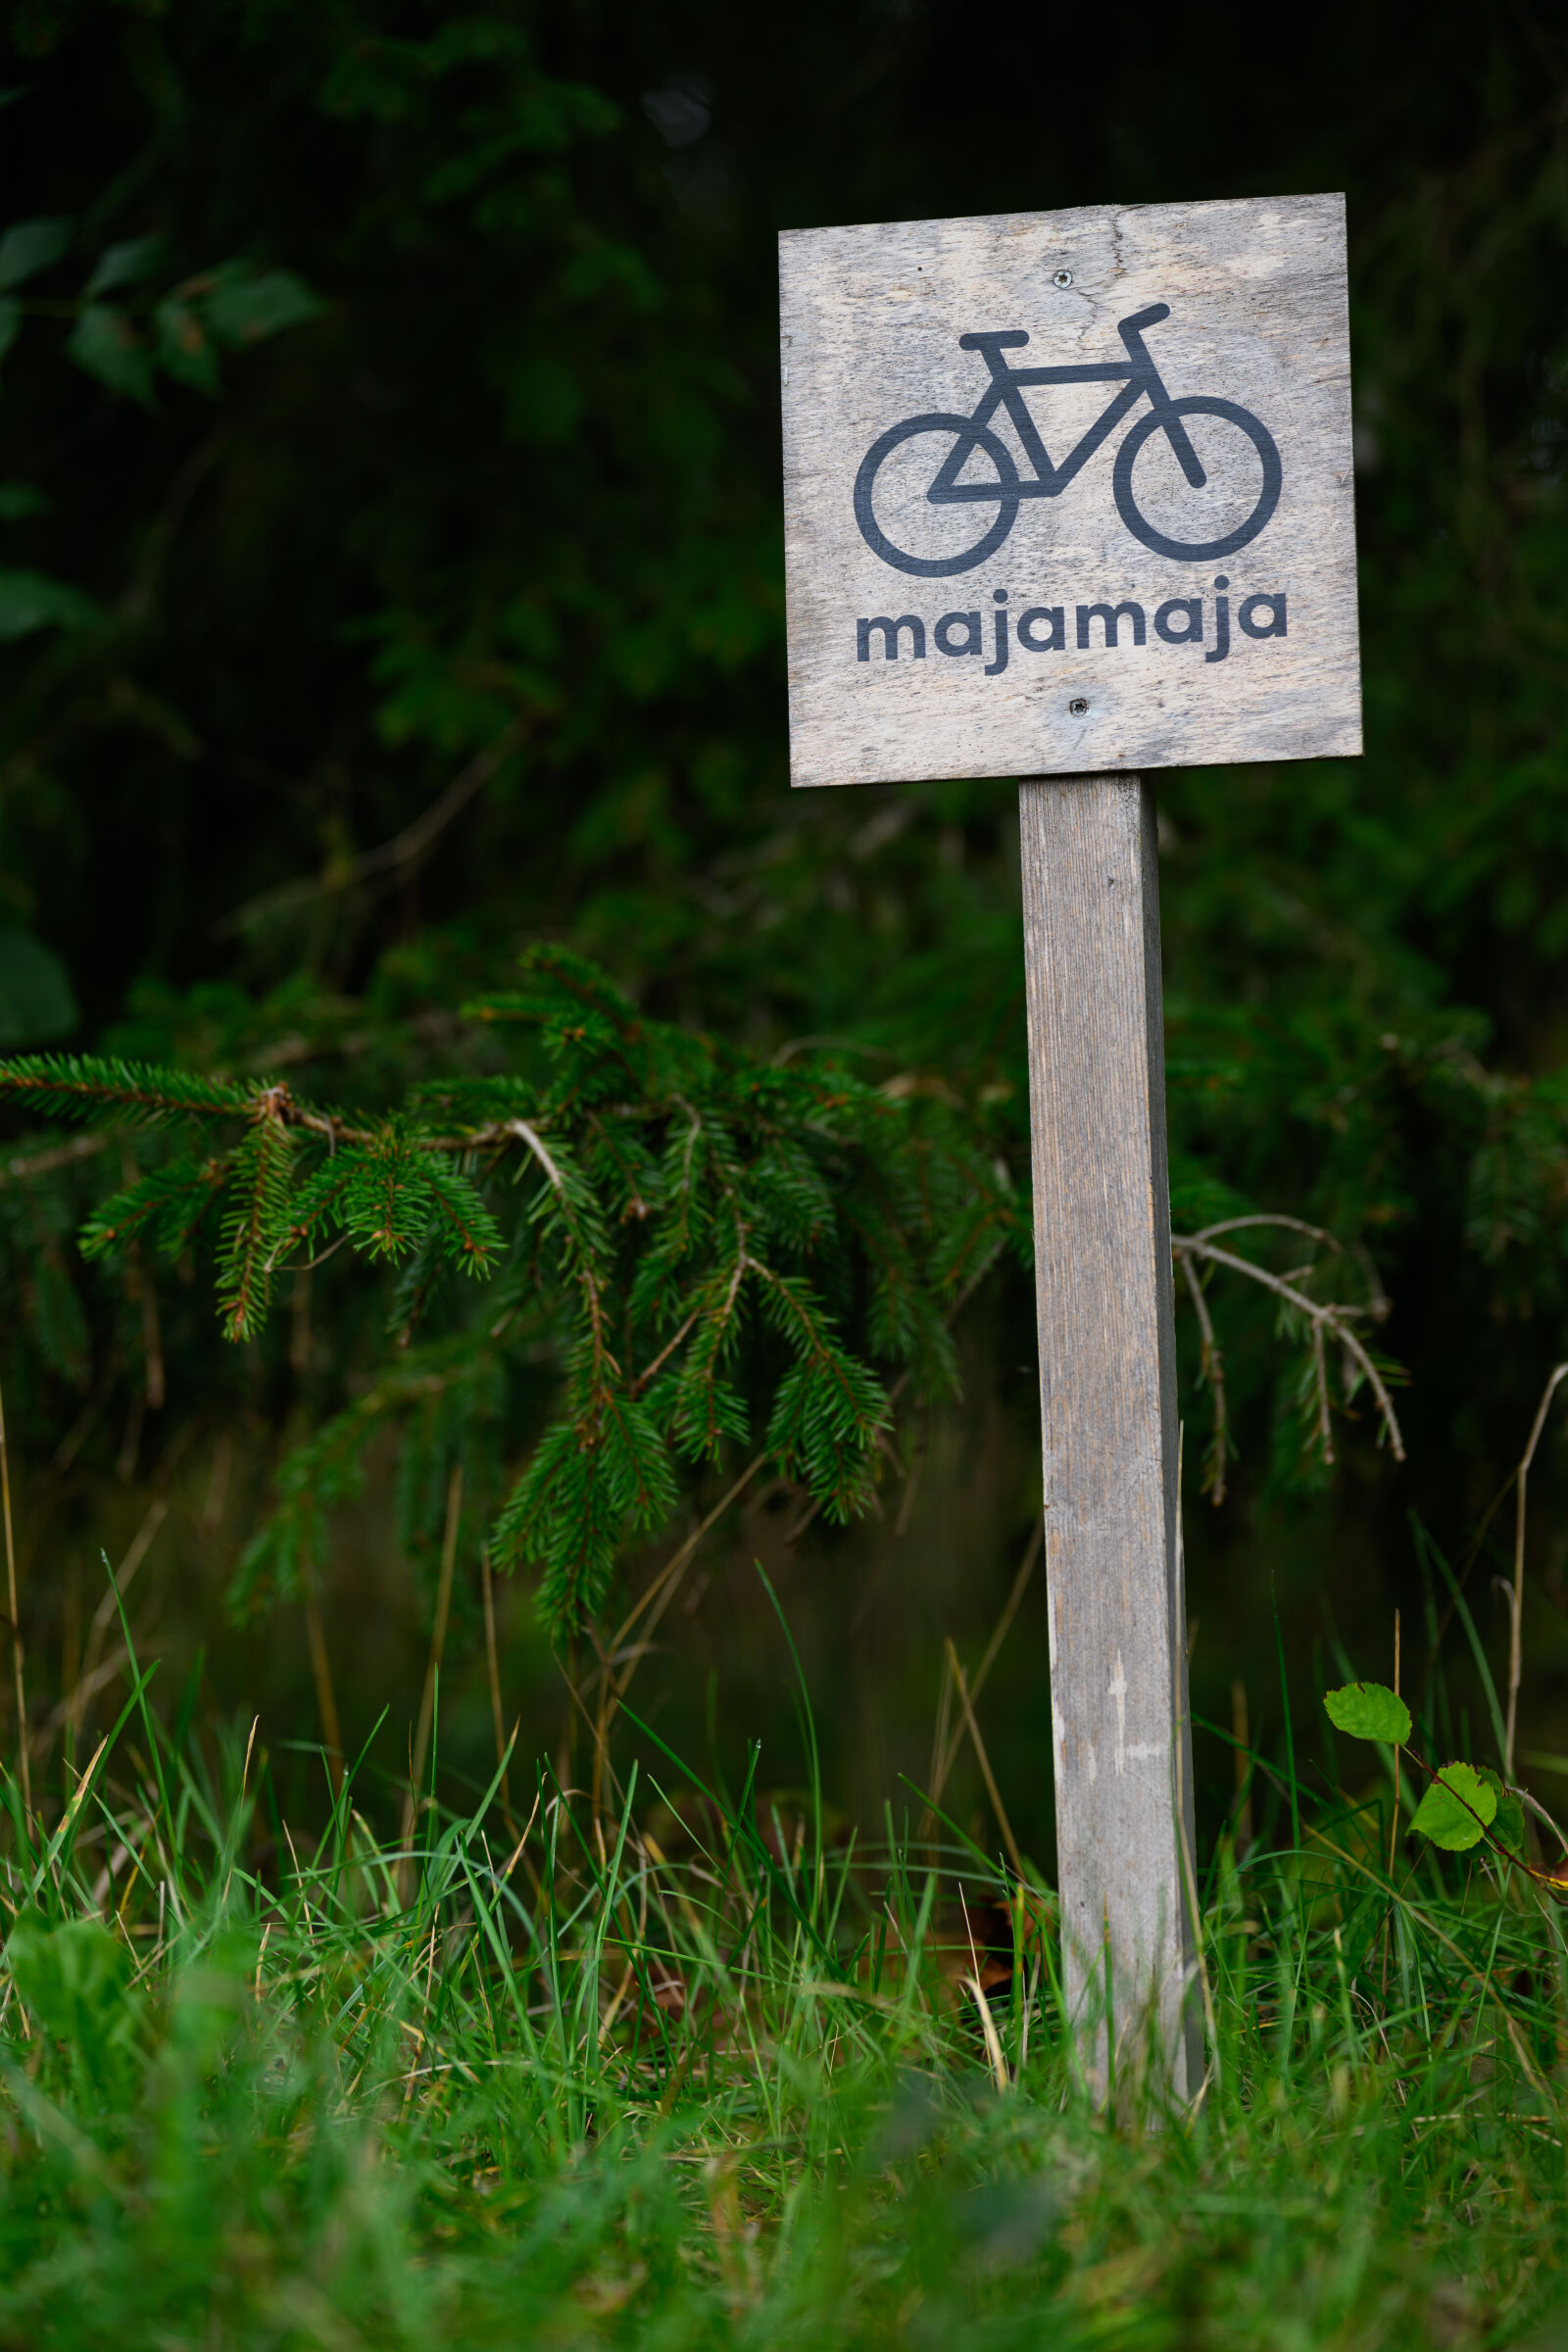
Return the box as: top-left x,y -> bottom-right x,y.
853,303 -> 1282,577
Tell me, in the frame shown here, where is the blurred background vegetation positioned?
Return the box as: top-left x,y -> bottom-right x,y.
2,0 -> 1568,1872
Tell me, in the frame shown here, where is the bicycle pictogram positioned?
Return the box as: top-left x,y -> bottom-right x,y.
853,303 -> 1283,577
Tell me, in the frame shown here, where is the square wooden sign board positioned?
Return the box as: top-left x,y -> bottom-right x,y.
779,193 -> 1360,789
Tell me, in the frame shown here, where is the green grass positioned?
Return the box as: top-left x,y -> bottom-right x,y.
0,1644 -> 1566,2350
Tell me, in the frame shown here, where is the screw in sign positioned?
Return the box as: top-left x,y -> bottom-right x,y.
779,194 -> 1360,2099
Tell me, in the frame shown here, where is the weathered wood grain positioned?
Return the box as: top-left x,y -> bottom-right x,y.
780,195 -> 1360,789
1019,773 -> 1199,2101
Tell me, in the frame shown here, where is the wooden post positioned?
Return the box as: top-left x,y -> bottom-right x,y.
1018,774 -> 1200,2102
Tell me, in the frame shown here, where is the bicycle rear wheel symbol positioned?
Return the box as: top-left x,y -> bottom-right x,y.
853,304 -> 1283,576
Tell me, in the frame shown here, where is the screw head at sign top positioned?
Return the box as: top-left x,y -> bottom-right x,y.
1068,697 -> 1089,716
1053,269 -> 1073,287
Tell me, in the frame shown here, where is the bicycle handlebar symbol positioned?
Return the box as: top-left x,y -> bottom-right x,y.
853,303 -> 1283,576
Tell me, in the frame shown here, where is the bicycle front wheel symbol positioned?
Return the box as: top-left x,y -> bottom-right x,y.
1112,397 -> 1282,563
853,412 -> 1020,578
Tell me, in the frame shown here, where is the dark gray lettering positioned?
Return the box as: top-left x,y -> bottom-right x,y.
934,610 -> 983,656
1238,593 -> 1287,640
858,614 -> 926,661
1017,605 -> 1066,652
1153,598 -> 1203,646
1076,601 -> 1146,650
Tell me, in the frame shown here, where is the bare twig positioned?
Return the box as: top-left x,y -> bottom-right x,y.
1311,1321 -> 1334,1467
1507,1363 -> 1568,1781
1516,1784 -> 1568,1862
1171,1235 -> 1406,1465
1193,1211 -> 1342,1254
506,1116 -> 566,1194
214,719 -> 529,938
0,1133 -> 110,1189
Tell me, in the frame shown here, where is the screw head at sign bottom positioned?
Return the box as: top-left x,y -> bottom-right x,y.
1068,696 -> 1089,717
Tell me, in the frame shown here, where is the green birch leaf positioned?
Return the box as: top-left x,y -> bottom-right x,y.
1410,1762 -> 1496,1851
0,568 -> 98,641
0,300 -> 20,374
205,268 -> 323,345
84,235 -> 165,296
0,218 -> 71,290
1324,1681 -> 1412,1745
66,305 -> 156,406
154,296 -> 220,393
1478,1767 -> 1528,1859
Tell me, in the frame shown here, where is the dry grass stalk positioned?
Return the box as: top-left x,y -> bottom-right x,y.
945,1638 -> 1024,1879
1507,1362 -> 1568,1781
0,1371 -> 28,1811
481,1546 -> 513,1818
401,1463 -> 464,1878
63,1495 -> 168,1744
934,1521 -> 1042,1802
302,1582 -> 345,1798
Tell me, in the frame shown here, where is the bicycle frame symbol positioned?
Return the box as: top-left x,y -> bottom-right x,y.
853,303 -> 1283,577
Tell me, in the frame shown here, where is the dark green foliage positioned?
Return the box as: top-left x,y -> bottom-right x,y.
0,947 -> 1021,1636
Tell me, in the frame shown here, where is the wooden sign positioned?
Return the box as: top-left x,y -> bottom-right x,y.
778,196 -> 1362,2105
779,195 -> 1359,790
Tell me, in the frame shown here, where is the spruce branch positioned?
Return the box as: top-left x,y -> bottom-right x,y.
217,1105 -> 295,1341
0,1052 -> 255,1127
81,1156 -> 231,1262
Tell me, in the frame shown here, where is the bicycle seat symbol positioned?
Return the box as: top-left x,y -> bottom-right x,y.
853,303 -> 1282,576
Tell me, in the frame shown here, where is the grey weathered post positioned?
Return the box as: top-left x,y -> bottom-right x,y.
776,192 -> 1361,2099
1018,774 -> 1198,2099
